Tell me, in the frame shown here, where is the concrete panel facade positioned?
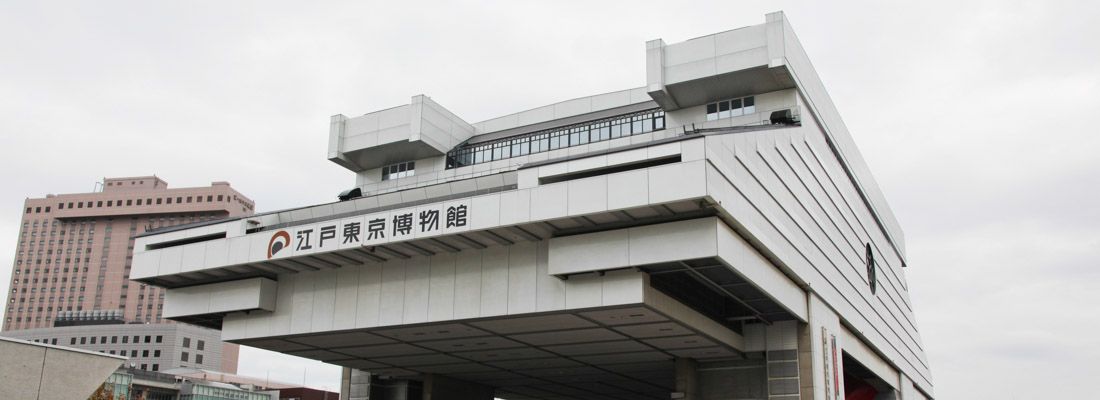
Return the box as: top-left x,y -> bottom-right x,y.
702,121 -> 931,389
131,11 -> 934,400
219,242 -> 647,340
0,336 -> 125,400
164,277 -> 277,319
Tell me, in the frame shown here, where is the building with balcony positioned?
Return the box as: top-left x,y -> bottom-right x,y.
131,12 -> 933,400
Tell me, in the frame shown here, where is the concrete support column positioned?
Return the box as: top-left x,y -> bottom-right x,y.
673,357 -> 699,400
798,323 -> 815,400
340,367 -> 350,400
342,367 -> 371,400
423,374 -> 494,400
764,321 -> 801,400
806,293 -> 844,400
645,38 -> 680,111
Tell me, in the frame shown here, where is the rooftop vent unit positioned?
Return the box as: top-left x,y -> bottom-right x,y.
338,187 -> 363,201
769,109 -> 799,125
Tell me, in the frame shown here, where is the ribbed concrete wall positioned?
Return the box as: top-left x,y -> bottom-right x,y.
0,337 -> 125,400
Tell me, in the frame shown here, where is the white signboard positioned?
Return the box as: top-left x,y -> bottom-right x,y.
260,199 -> 471,261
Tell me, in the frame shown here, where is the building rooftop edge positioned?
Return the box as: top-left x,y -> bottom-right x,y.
0,335 -> 129,360
102,175 -> 164,181
468,86 -> 650,130
29,179 -> 253,201
3,321 -> 222,332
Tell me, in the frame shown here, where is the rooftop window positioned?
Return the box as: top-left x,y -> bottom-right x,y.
705,96 -> 755,121
382,161 -> 415,181
446,108 -> 664,169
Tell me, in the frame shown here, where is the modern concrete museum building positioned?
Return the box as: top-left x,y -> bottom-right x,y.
131,12 -> 933,400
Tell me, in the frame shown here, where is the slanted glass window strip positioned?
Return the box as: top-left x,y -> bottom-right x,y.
446,109 -> 665,169
705,95 -> 756,121
381,161 -> 416,181
730,98 -> 743,117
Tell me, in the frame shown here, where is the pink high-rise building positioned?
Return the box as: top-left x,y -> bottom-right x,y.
3,176 -> 254,372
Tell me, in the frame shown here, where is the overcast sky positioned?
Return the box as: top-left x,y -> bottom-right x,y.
1,0 -> 1097,397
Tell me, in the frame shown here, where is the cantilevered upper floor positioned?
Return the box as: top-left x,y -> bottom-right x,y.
132,11 -> 933,399
326,12 -> 902,258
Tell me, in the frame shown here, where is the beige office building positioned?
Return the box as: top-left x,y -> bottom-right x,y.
4,176 -> 254,373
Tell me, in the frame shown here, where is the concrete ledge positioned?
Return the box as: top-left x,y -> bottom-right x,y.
549,217 -> 807,321
164,277 -> 277,319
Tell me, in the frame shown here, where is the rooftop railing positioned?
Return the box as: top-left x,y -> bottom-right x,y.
446,108 -> 666,169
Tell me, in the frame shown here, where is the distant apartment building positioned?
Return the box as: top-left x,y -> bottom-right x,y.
3,176 -> 254,372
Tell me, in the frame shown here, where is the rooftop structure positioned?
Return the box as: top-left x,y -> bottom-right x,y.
132,12 -> 932,400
